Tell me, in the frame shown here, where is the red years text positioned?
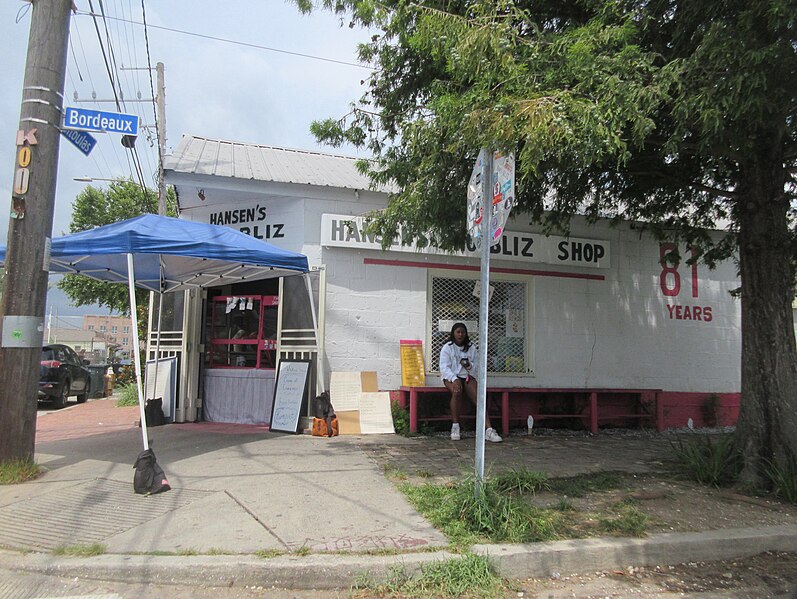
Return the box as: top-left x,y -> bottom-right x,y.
660,243 -> 713,322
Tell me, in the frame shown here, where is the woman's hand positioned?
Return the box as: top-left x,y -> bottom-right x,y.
451,379 -> 462,393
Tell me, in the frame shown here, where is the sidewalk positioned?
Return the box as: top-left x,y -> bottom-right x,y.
0,399 -> 795,590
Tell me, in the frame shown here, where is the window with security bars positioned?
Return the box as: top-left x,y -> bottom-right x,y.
430,275 -> 527,374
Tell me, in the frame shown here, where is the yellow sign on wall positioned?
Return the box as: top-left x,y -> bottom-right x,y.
400,340 -> 425,387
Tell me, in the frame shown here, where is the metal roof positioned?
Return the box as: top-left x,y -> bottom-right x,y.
164,135 -> 387,192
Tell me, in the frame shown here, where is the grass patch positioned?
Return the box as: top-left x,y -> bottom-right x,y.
352,553 -> 507,598
670,434 -> 741,487
767,457 -> 797,504
490,468 -> 549,495
548,471 -> 624,497
115,383 -> 139,407
400,477 -> 562,546
256,549 -> 287,559
53,543 -> 106,557
598,503 -> 649,537
0,458 -> 42,485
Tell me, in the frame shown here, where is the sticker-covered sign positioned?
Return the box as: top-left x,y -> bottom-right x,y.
466,150 -> 515,247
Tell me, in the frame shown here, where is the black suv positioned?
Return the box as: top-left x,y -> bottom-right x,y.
39,344 -> 91,409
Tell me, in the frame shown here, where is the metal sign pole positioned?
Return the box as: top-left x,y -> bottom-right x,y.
474,149 -> 493,495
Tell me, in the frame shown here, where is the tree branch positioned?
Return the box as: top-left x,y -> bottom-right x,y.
691,183 -> 737,200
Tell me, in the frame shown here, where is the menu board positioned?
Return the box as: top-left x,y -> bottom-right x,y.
270,360 -> 311,433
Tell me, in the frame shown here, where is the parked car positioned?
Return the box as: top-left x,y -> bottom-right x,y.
39,344 -> 91,409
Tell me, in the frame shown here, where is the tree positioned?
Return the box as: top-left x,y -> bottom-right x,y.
58,179 -> 177,314
298,0 -> 797,487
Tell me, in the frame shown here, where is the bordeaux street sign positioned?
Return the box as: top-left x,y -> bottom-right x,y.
63,107 -> 139,136
60,128 -> 97,156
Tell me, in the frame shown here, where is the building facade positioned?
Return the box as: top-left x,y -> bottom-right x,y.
163,135 -> 741,429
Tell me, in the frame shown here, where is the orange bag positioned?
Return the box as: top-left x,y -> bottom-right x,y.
312,417 -> 339,437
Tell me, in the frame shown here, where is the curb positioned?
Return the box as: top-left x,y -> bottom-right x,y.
473,524 -> 797,579
0,550 -> 459,590
3,525 -> 797,589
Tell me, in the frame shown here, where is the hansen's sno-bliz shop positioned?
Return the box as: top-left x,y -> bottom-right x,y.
157,134 -> 742,433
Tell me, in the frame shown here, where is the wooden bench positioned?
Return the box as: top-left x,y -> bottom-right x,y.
397,386 -> 663,436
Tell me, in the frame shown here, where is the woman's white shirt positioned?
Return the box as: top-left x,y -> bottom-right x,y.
439,341 -> 477,382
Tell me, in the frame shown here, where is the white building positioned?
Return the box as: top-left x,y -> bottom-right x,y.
162,135 -> 741,430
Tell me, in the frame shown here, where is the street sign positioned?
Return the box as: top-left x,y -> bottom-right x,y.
60,128 -> 97,156
467,150 -> 515,247
63,107 -> 139,136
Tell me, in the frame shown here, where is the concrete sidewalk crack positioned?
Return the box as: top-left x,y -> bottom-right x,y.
224,490 -> 290,550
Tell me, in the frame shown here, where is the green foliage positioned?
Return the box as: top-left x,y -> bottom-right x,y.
0,458 -> 42,484
352,553 -> 507,598
391,399 -> 410,435
116,383 -> 139,407
766,457 -> 797,504
490,468 -> 550,495
670,434 -> 742,487
52,543 -> 106,556
548,472 -> 624,497
116,365 -> 136,387
295,1 -> 796,259
598,502 -> 649,537
400,477 -> 562,546
58,180 -> 178,314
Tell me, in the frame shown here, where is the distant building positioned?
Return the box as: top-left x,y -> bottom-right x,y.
82,315 -> 134,359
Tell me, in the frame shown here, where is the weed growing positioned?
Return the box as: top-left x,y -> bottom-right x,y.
548,471 -> 624,497
115,383 -> 139,407
598,502 -> 649,537
400,476 -> 562,546
0,458 -> 42,484
670,434 -> 741,487
53,543 -> 106,557
767,457 -> 797,504
352,553 -> 508,598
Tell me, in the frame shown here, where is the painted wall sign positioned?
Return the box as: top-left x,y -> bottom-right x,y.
185,199 -> 303,247
659,243 -> 714,323
63,107 -> 139,135
320,213 -> 611,269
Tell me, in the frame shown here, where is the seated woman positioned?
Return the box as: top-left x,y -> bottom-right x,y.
439,322 -> 502,443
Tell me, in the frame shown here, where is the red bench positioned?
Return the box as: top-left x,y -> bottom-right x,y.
397,386 -> 663,436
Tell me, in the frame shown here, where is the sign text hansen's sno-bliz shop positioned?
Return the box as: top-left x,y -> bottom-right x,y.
320,214 -> 610,269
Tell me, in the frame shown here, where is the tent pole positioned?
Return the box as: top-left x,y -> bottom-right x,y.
149,291 -> 164,402
127,253 -> 149,450
303,273 -> 325,393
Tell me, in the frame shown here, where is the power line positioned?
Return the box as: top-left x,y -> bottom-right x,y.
74,10 -> 373,70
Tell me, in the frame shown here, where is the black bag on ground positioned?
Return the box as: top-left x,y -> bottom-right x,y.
312,391 -> 336,436
133,448 -> 171,495
144,397 -> 165,427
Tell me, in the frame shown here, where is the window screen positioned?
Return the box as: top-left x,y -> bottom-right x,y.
430,275 -> 527,374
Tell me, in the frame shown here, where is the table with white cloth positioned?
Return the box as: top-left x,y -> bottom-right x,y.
203,369 -> 275,425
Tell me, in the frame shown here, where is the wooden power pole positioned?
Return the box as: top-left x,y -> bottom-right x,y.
0,0 -> 72,461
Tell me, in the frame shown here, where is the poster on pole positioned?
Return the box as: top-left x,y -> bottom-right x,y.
270,360 -> 311,433
467,150 -> 515,247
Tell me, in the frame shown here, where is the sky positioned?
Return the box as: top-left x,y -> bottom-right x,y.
1,0 -> 373,315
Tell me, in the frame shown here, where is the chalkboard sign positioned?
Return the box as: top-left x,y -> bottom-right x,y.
270,360 -> 311,433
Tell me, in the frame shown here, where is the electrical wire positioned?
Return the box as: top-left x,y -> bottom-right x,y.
74,10 -> 373,70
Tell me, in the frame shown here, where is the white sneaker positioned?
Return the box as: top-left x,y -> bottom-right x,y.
485,427 -> 503,443
450,423 -> 461,441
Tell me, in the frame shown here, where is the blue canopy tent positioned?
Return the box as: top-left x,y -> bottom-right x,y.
0,214 -> 310,450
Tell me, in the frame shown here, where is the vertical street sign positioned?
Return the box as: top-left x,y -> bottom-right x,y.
467,150 -> 516,247
468,149 -> 514,495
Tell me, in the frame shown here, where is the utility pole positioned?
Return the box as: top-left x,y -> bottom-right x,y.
0,0 -> 72,461
155,62 -> 167,216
